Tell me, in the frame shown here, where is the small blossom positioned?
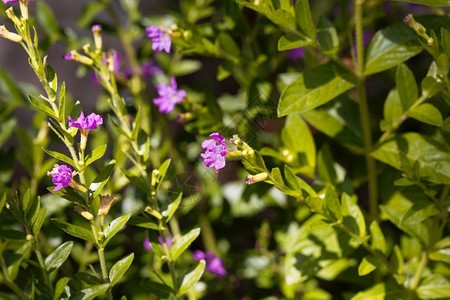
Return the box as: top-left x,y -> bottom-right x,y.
192,250 -> 226,278
201,133 -> 228,173
245,172 -> 268,185
287,47 -> 305,61
62,53 -> 72,60
47,164 -> 73,191
143,236 -> 173,252
153,77 -> 186,114
68,112 -> 103,130
0,25 -> 22,43
146,26 -> 171,53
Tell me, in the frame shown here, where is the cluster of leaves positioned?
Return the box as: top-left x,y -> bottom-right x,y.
0,0 -> 449,299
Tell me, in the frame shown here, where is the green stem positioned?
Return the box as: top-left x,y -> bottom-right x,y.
98,247 -> 113,300
411,251 -> 427,290
199,212 -> 219,254
0,254 -> 28,300
355,0 -> 378,221
160,229 -> 179,298
35,247 -> 54,295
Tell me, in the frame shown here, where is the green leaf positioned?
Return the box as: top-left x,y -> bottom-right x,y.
77,2 -> 106,27
324,186 -> 342,222
443,117 -> 450,132
372,133 -> 450,184
0,230 -> 27,240
141,280 -> 173,298
0,192 -> 6,214
318,145 -> 337,184
294,0 -> 315,40
109,253 -> 134,287
45,241 -> 73,272
170,228 -> 201,262
277,35 -> 311,51
342,193 -> 366,240
281,114 -> 316,176
267,9 -> 296,31
381,89 -> 402,131
421,76 -> 445,98
370,221 -> 386,255
76,272 -> 104,285
305,196 -> 326,216
396,64 -> 418,111
358,256 -> 377,276
316,16 -> 338,55
147,231 -> 165,257
131,109 -> 141,141
351,281 -> 409,300
417,275 -> 450,299
43,148 -> 76,169
364,24 -> 422,75
178,260 -> 206,296
28,95 -> 57,119
302,95 -> 363,150
103,213 -> 131,246
391,245 -> 404,275
89,160 -> 115,199
172,59 -> 202,77
84,144 -> 107,167
58,81 -> 66,123
284,165 -> 316,197
128,216 -> 159,230
156,159 -> 171,192
162,193 -> 182,222
52,218 -> 96,243
36,1 -> 61,40
278,63 -> 357,117
406,103 -> 443,126
218,33 -> 240,57
75,283 -> 110,300
0,118 -> 16,148
53,277 -> 70,300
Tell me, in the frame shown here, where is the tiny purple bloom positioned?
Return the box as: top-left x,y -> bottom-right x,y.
91,24 -> 102,31
68,112 -> 103,130
2,0 -> 35,4
200,133 -> 227,173
193,250 -> 226,278
287,47 -> 305,61
146,26 -> 171,53
153,77 -> 186,114
48,164 -> 73,191
143,236 -> 173,252
62,53 -> 72,61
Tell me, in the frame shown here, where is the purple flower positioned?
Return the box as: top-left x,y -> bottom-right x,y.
2,0 -> 35,4
146,26 -> 171,53
287,47 -> 305,61
68,112 -> 103,130
153,77 -> 186,114
47,164 -> 73,191
193,250 -> 226,278
143,236 -> 173,252
200,133 -> 227,173
62,52 -> 72,61
91,24 -> 102,31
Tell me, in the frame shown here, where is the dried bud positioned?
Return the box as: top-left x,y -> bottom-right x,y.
98,195 -> 116,216
245,172 -> 268,185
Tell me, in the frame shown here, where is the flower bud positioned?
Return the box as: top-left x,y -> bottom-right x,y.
5,8 -> 20,26
74,206 -> 94,221
91,24 -> 102,52
245,172 -> 268,185
404,14 -> 434,46
144,206 -> 163,220
0,25 -> 22,43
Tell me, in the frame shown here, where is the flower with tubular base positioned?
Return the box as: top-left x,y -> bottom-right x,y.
47,164 -> 73,191
68,111 -> 103,151
153,77 -> 186,114
146,26 -> 171,53
201,133 -> 228,173
192,250 -> 226,278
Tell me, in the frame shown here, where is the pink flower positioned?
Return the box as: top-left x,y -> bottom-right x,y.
153,77 -> 186,114
143,236 -> 172,252
62,53 -> 72,61
193,250 -> 226,277
146,26 -> 171,53
47,164 -> 73,191
200,133 -> 227,173
68,112 -> 103,130
2,0 -> 35,4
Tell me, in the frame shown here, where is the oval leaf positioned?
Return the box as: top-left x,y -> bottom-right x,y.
178,260 -> 205,296
52,218 -> 96,243
45,241 -> 74,272
109,253 -> 134,287
170,228 -> 201,262
103,213 -> 132,246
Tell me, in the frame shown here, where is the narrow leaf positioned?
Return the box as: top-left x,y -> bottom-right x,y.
178,260 -> 206,296
170,228 -> 201,262
45,241 -> 74,272
109,253 -> 134,287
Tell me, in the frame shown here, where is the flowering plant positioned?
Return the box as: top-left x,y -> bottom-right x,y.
0,0 -> 449,299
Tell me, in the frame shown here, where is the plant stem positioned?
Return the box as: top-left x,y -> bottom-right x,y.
411,251 -> 427,290
35,247 -> 54,295
354,0 -> 378,221
160,229 -> 179,298
98,247 -> 113,300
